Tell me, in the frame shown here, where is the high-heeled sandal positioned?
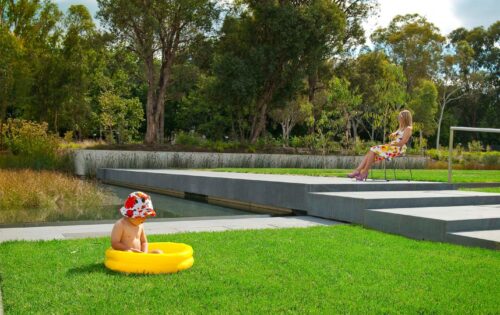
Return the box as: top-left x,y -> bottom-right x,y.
355,171 -> 368,181
347,170 -> 360,178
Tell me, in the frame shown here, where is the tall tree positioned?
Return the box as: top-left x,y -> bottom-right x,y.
371,14 -> 445,94
341,51 -> 406,142
97,0 -> 219,144
0,0 -> 62,131
58,5 -> 99,137
307,0 -> 377,103
215,0 -> 345,143
435,40 -> 471,149
409,79 -> 438,149
447,23 -> 499,141
327,77 -> 362,144
269,96 -> 313,146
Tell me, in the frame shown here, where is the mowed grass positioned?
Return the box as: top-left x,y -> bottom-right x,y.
213,168 -> 500,183
462,187 -> 500,193
0,226 -> 499,314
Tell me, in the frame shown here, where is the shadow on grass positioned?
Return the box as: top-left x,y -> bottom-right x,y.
67,263 -> 156,278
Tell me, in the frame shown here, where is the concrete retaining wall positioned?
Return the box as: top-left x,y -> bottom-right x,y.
75,149 -> 429,176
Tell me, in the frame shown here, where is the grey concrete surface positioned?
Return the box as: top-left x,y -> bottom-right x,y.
308,191 -> 500,223
94,169 -> 500,249
0,216 -> 340,242
97,169 -> 454,212
447,230 -> 500,250
363,205 -> 500,243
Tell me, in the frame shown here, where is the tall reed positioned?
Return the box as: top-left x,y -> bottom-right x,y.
0,169 -> 120,224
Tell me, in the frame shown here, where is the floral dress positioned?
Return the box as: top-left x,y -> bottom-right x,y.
370,129 -> 407,162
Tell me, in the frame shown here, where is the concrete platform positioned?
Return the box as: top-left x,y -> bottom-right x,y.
363,205 -> 500,243
97,169 -> 454,212
0,216 -> 340,242
309,191 -> 500,223
95,169 -> 500,249
447,230 -> 500,250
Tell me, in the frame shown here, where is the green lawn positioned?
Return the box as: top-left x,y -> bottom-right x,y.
0,226 -> 499,314
461,187 -> 500,193
213,168 -> 500,183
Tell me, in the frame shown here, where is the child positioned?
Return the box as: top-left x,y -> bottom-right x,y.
111,191 -> 163,254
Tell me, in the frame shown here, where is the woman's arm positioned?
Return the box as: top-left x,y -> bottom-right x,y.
396,127 -> 412,147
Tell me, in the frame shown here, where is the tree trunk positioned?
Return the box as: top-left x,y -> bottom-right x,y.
144,54 -> 157,144
436,100 -> 445,150
420,129 -> 423,153
250,100 -> 268,144
250,82 -> 276,143
352,118 -> 358,140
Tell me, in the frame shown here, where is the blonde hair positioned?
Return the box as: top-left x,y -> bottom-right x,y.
399,110 -> 412,129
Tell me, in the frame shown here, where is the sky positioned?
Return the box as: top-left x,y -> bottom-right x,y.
56,0 -> 500,37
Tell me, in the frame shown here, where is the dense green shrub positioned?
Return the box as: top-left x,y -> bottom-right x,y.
174,131 -> 206,146
0,119 -> 72,170
467,140 -> 483,152
427,148 -> 500,169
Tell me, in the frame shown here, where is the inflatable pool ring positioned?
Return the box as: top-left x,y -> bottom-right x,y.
104,242 -> 194,274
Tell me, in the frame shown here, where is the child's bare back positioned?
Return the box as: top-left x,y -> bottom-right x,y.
110,192 -> 163,254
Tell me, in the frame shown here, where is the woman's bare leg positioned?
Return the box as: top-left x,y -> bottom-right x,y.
360,151 -> 376,174
355,151 -> 372,171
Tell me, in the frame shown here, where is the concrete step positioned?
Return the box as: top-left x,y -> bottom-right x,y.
97,169 -> 457,213
362,205 -> 500,244
447,230 -> 500,250
308,190 -> 500,223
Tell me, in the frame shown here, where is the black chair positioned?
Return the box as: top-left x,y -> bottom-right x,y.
382,137 -> 413,181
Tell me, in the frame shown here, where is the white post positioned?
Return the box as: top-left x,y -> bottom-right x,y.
448,129 -> 454,184
447,126 -> 500,184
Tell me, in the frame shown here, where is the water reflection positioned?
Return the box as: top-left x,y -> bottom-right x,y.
102,185 -> 250,218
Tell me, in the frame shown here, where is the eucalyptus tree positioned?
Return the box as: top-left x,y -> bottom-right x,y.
371,14 -> 445,94
434,40 -> 471,149
214,0 -> 345,143
0,0 -> 62,133
97,0 -> 219,144
343,51 -> 406,142
447,23 -> 499,140
306,0 -> 377,103
58,5 -> 99,137
269,96 -> 313,146
409,79 -> 438,150
327,77 -> 362,144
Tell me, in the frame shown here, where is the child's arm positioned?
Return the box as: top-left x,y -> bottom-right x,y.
111,222 -> 133,251
140,227 -> 148,253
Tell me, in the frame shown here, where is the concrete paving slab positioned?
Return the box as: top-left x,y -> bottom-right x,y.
364,205 -> 500,241
450,229 -> 500,242
0,216 -> 340,242
367,205 -> 500,221
447,230 -> 500,250
308,191 -> 500,223
314,190 -> 500,199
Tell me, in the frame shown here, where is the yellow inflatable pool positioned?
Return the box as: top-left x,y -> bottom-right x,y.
104,242 -> 194,274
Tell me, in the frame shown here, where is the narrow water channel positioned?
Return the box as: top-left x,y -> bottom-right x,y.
103,184 -> 251,219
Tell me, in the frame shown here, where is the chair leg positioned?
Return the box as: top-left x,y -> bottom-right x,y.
384,160 -> 387,181
392,161 -> 396,180
402,157 -> 407,181
409,159 -> 413,182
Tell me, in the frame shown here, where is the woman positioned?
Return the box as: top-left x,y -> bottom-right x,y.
348,110 -> 413,181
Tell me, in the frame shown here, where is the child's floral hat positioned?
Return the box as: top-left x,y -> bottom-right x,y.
120,191 -> 156,218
